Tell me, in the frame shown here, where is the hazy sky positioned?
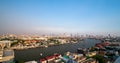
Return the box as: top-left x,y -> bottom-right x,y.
0,0 -> 120,35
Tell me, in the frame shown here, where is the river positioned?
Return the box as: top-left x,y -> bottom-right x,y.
14,38 -> 101,62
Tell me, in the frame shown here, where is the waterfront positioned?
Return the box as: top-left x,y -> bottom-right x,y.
14,38 -> 101,62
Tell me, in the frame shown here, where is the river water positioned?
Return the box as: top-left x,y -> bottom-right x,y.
14,38 -> 101,62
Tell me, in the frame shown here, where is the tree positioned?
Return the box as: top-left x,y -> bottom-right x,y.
93,54 -> 106,63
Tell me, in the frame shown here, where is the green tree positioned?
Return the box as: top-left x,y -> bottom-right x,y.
93,55 -> 106,63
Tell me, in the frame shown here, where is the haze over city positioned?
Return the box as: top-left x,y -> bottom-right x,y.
0,0 -> 120,36
1,0 -> 120,63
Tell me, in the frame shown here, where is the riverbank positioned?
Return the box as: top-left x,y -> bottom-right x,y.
12,40 -> 82,50
14,38 -> 101,62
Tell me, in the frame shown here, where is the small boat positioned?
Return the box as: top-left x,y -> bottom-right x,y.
45,46 -> 48,48
40,53 -> 43,56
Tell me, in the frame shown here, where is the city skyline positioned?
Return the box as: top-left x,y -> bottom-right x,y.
0,0 -> 120,36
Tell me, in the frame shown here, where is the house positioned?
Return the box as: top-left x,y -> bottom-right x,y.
40,59 -> 47,63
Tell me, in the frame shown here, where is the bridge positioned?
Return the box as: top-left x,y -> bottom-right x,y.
0,41 -> 14,63
0,50 -> 14,63
0,41 -> 11,50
